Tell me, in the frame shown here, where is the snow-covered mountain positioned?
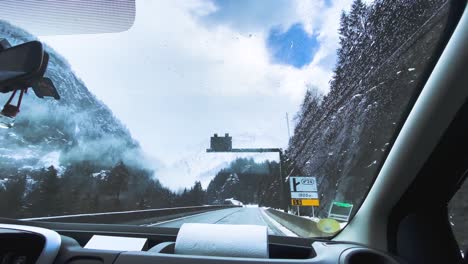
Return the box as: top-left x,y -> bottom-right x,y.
157,133 -> 282,190
0,20 -> 147,176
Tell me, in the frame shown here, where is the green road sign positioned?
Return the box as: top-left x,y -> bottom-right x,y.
333,202 -> 353,207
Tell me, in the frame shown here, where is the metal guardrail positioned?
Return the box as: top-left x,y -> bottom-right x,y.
265,208 -> 324,238
21,205 -> 240,225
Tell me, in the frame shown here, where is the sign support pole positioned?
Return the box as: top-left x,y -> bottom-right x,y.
278,150 -> 287,212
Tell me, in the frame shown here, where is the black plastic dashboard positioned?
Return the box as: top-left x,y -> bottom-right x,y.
0,228 -> 45,264
0,220 -> 401,264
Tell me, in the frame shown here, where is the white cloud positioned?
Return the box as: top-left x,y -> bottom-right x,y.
39,0 -> 353,189
292,0 -> 328,35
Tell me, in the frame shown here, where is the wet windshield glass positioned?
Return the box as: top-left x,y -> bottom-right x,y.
0,0 -> 452,237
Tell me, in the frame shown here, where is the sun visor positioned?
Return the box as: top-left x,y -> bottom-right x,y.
0,0 -> 135,36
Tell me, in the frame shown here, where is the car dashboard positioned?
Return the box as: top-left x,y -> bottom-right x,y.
0,222 -> 401,264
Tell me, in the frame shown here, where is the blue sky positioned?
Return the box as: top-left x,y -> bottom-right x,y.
203,0 -> 321,68
267,23 -> 319,68
38,0 -> 354,189
201,0 -> 296,32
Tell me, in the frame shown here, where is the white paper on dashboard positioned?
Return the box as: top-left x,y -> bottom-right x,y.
84,235 -> 148,251
175,223 -> 269,258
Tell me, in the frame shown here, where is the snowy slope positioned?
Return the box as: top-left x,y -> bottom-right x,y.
0,20 -> 146,176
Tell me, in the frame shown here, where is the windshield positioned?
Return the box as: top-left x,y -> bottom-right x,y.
0,0 -> 453,237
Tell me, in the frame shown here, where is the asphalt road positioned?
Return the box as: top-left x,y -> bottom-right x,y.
148,207 -> 288,236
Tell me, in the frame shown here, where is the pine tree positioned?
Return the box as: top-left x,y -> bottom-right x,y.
337,11 -> 351,67
106,161 -> 129,202
31,166 -> 62,216
0,176 -> 26,218
191,181 -> 205,205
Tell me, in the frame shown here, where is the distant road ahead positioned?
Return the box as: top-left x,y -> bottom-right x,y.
147,207 -> 292,236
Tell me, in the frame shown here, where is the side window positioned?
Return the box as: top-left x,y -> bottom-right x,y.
449,178 -> 468,254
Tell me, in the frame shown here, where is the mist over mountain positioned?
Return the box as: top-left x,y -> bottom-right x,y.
0,20 -> 180,218
0,20 -> 147,175
157,133 -> 281,190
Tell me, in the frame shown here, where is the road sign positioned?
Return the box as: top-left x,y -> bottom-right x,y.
328,201 -> 353,222
209,133 -> 232,152
291,199 -> 320,206
289,176 -> 319,206
289,176 -> 317,192
290,192 -> 318,199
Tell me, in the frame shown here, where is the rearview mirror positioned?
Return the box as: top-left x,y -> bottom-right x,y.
33,77 -> 60,100
29,52 -> 60,100
0,41 -> 44,93
0,40 -> 60,128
